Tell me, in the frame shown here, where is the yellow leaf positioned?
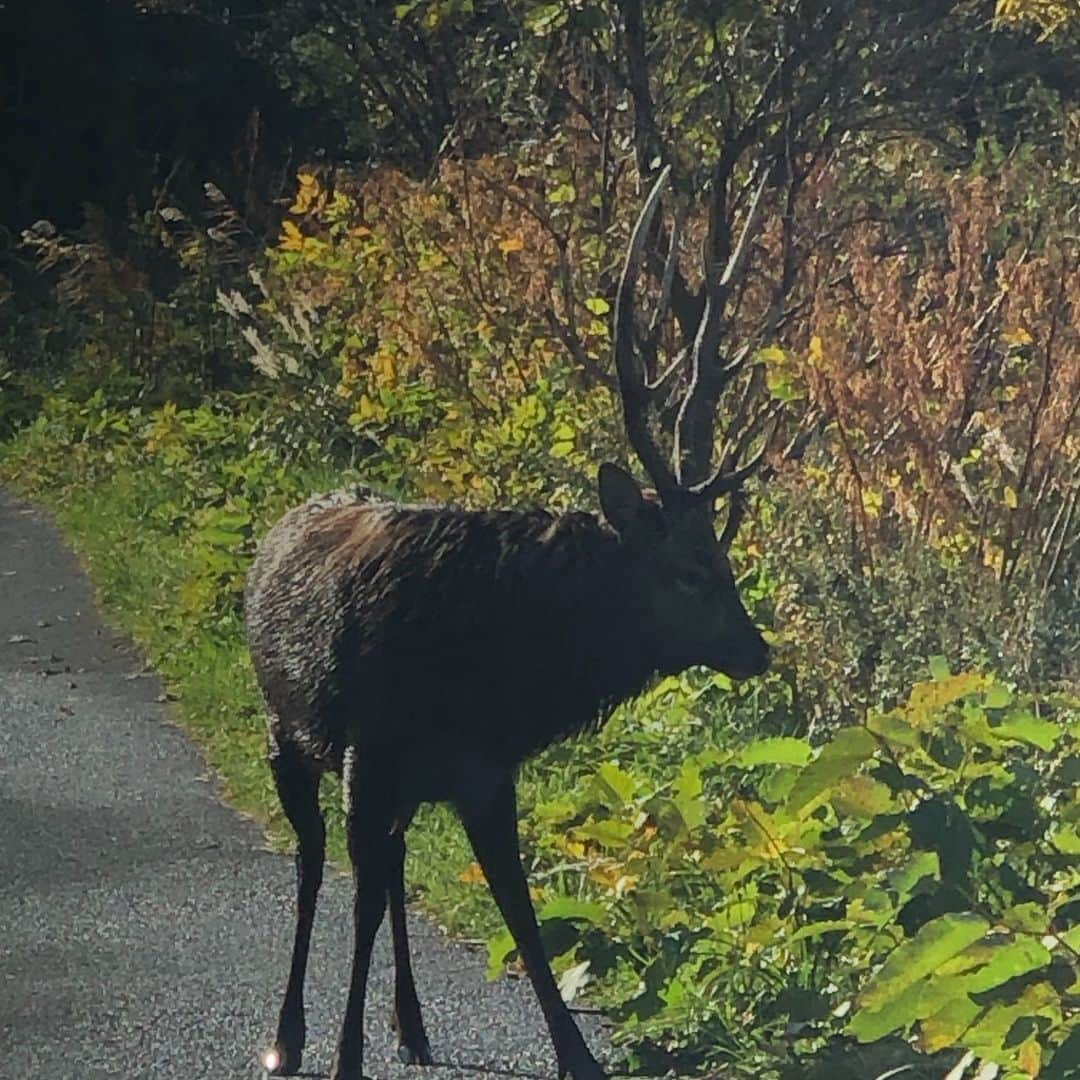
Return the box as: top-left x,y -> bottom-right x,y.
499,236 -> 525,254
1003,485 -> 1018,509
459,861 -> 487,885
279,220 -> 304,252
808,335 -> 824,366
349,225 -> 372,239
1017,1038 -> 1040,1077
1002,326 -> 1033,347
289,172 -> 320,214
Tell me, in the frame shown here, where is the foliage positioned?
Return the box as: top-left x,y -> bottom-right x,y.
488,669 -> 1080,1078
997,0 -> 1080,38
5,387 -> 1077,1078
3,1 -> 1080,1077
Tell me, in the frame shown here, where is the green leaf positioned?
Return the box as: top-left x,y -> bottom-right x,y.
671,760 -> 705,832
584,296 -> 610,315
887,850 -> 940,899
867,709 -> 922,749
538,896 -> 606,925
831,774 -> 896,819
738,736 -> 813,768
991,710 -> 1060,751
983,683 -> 1013,709
786,727 -> 878,815
1050,823 -> 1080,855
948,936 -> 1051,994
486,928 -> 516,980
850,913 -> 989,1037
787,919 -> 854,944
757,345 -> 786,364
573,818 -> 634,847
547,182 -> 576,205
593,762 -> 636,807
929,655 -> 951,680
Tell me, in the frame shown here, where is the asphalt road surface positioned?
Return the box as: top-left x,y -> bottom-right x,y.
0,490 -> 605,1079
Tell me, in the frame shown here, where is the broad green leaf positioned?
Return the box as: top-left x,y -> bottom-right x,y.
593,762 -> 636,806
906,672 -> 989,725
573,818 -> 634,847
538,896 -> 606,925
854,912 -> 989,1018
709,895 -> 758,930
584,296 -> 610,315
962,981 -> 1059,1061
929,655 -> 952,680
671,760 -> 705,832
738,736 -> 813,768
867,709 -> 922,748
786,727 -> 877,815
1002,902 -> 1047,935
920,996 -> 984,1053
831,774 -> 896,819
955,936 -> 1051,993
991,710 -> 1060,751
786,920 -> 854,944
1050,823 -> 1080,854
887,850 -> 940,899
983,683 -> 1013,709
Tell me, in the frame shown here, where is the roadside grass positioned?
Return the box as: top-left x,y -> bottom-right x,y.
0,442 -> 505,940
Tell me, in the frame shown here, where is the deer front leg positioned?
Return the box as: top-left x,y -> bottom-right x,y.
460,781 -> 606,1080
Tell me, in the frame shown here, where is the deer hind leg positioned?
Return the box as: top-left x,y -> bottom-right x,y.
460,780 -> 607,1080
330,747 -> 395,1080
387,832 -> 435,1065
265,739 -> 325,1076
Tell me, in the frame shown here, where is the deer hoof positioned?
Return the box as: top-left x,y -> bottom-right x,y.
397,1036 -> 435,1066
558,1057 -> 608,1080
260,1042 -> 301,1076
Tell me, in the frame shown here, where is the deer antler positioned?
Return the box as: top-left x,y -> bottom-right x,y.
613,164 -> 679,496
614,164 -> 781,515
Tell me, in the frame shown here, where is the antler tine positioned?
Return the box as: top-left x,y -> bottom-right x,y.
717,489 -> 748,551
674,164 -> 771,487
614,164 -> 678,493
689,412 -> 780,500
648,212 -> 681,341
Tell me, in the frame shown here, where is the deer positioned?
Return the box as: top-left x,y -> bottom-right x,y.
244,165 -> 777,1080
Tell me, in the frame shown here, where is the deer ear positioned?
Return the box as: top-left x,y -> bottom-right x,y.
598,463 -> 645,534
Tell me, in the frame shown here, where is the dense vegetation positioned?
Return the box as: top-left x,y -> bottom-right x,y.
1,1 -> 1077,1077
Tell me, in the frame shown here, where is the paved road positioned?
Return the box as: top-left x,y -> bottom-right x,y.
0,490 -> 605,1079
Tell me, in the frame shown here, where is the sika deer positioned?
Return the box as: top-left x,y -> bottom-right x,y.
246,167 -> 775,1080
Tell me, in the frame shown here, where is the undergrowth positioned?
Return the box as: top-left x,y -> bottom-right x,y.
2,393 -> 1076,1079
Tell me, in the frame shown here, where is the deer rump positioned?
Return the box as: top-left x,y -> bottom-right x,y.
245,487 -> 658,813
